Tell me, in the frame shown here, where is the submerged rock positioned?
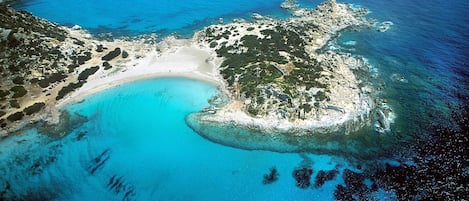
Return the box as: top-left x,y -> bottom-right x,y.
292,167 -> 313,188
263,167 -> 279,184
314,169 -> 339,188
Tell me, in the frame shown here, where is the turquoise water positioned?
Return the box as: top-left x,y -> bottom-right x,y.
0,78 -> 359,200
3,0 -> 468,200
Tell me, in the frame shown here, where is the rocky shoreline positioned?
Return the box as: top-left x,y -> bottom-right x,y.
189,0 -> 392,139
0,0 -> 392,140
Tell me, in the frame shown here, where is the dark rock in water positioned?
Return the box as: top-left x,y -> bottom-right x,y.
0,110 -> 5,117
107,175 -> 136,200
75,131 -> 87,141
333,169 -> 370,200
78,66 -> 99,81
103,61 -> 112,70
334,184 -> 354,201
23,102 -> 45,115
343,169 -> 365,191
121,50 -> 129,58
314,169 -> 338,188
263,167 -> 279,184
293,167 -> 313,188
6,111 -> 23,122
88,149 -> 111,175
102,47 -> 121,61
366,102 -> 469,200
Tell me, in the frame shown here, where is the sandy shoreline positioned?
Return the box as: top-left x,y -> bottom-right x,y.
56,38 -> 224,109
1,0 -> 390,138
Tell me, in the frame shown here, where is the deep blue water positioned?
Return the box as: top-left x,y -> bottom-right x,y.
2,0 -> 468,200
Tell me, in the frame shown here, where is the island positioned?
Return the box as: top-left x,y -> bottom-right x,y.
0,0 -> 393,156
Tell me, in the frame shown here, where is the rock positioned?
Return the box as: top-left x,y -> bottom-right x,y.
71,25 -> 82,30
0,28 -> 12,42
252,13 -> 264,21
263,167 -> 279,184
343,169 -> 365,191
293,167 -> 313,188
377,21 -> 393,32
315,169 -> 339,187
101,47 -> 121,61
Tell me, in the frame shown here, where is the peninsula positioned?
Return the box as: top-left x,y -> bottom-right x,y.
0,0 -> 392,152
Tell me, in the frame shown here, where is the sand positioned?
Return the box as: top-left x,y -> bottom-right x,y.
56,37 -> 224,109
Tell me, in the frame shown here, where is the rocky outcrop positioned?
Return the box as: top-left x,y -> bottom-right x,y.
0,5 -> 128,135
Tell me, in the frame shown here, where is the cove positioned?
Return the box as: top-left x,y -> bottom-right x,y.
0,78 -> 358,200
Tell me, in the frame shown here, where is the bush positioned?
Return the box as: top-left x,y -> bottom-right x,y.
11,86 -> 27,98
7,111 -> 24,122
24,102 -> 45,115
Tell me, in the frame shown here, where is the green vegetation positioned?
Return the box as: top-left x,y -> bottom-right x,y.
10,86 -> 27,98
7,111 -> 24,122
0,90 -> 9,101
78,66 -> 99,81
12,76 -> 24,84
103,62 -> 112,70
206,24 -> 331,116
56,82 -> 84,100
9,100 -> 20,108
121,50 -> 129,58
38,72 -> 67,88
23,102 -> 45,115
102,48 -> 121,61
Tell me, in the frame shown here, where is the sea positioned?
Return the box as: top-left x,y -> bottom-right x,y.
1,0 -> 468,200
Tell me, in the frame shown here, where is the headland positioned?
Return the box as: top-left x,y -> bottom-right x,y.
0,0 -> 393,150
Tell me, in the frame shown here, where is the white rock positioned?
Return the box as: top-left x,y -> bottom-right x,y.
71,25 -> 82,30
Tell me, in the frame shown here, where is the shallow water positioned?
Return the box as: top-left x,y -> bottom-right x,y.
3,0 -> 468,200
0,78 -> 361,200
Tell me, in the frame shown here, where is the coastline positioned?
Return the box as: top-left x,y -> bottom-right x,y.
1,0 -> 391,140
55,36 -> 224,109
